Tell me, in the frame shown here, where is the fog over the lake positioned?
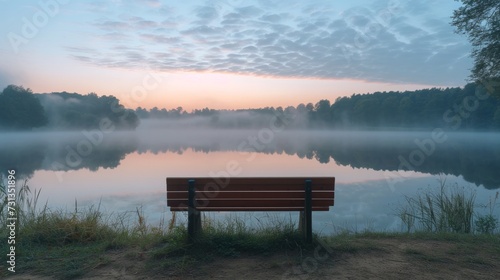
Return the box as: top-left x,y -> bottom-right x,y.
1,121 -> 500,189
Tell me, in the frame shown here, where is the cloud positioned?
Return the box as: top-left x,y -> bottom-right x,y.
260,14 -> 282,23
140,33 -> 180,44
136,0 -> 162,7
182,25 -> 224,36
95,20 -> 131,31
66,0 -> 472,85
195,6 -> 219,23
236,6 -> 263,18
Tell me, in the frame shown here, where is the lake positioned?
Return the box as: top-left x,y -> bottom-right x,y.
1,124 -> 499,234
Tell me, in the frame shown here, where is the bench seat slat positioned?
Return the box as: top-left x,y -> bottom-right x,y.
169,207 -> 331,211
167,184 -> 334,192
167,198 -> 334,207
167,199 -> 333,208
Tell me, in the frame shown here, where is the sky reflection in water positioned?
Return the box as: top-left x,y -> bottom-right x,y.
1,129 -> 499,233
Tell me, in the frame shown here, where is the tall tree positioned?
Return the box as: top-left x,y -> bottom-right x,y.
0,85 -> 48,130
451,0 -> 500,83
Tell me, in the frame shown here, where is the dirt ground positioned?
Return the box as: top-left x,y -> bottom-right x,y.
5,237 -> 500,279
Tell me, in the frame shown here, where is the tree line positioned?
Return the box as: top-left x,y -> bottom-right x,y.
136,82 -> 500,130
1,82 -> 499,131
319,82 -> 500,130
0,85 -> 47,130
0,85 -> 139,130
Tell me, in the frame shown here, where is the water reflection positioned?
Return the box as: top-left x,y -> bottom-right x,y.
1,129 -> 499,189
0,131 -> 138,179
72,176 -> 496,234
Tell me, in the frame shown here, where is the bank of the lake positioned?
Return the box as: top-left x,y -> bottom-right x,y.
1,227 -> 499,279
0,182 -> 499,279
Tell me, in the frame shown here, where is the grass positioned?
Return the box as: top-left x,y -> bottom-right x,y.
0,180 -> 168,278
398,179 -> 499,234
146,213 -> 311,274
400,232 -> 500,267
0,181 -> 317,277
1,179 -> 499,278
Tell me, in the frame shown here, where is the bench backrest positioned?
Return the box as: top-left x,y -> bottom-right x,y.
166,177 -> 335,211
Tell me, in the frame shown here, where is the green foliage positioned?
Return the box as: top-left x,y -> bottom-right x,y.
401,184 -> 499,235
0,85 -> 48,130
148,213 -> 308,274
475,191 -> 499,234
135,82 -> 500,130
152,213 -> 304,260
0,180 -> 164,277
475,215 -> 498,234
37,91 -> 140,130
452,0 -> 500,82
0,85 -> 140,131
3,82 -> 499,131
329,83 -> 500,130
398,181 -> 476,233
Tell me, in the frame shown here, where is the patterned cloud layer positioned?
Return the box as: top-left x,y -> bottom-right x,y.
66,0 -> 471,85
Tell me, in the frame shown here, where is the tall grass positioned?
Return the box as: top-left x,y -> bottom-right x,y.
397,180 -> 497,234
199,213 -> 302,253
148,212 -> 305,275
0,179 -> 176,277
3,182 -> 120,247
475,191 -> 499,234
1,180 -> 47,229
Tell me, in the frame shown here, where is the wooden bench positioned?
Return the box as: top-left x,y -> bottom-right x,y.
166,177 -> 335,242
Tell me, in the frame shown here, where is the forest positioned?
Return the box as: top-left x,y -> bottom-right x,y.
0,85 -> 139,130
136,82 -> 500,130
1,82 -> 499,131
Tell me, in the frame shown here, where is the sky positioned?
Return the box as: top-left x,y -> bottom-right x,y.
0,0 -> 473,111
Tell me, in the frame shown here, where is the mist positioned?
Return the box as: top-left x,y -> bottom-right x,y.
136,109 -> 309,130
1,126 -> 500,189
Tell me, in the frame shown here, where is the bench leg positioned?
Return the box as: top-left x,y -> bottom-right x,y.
188,208 -> 201,241
299,211 -> 307,240
188,179 -> 202,242
299,210 -> 312,243
299,211 -> 304,234
304,179 -> 312,243
188,209 -> 202,241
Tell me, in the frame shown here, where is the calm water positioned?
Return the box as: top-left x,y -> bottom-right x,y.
1,125 -> 499,233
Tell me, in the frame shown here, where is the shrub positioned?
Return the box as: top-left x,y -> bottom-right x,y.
475,215 -> 498,234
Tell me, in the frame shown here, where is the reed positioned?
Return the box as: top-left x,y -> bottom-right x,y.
398,180 -> 477,233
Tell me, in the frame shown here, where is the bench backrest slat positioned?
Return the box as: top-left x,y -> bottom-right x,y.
167,191 -> 334,200
166,177 -> 335,212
